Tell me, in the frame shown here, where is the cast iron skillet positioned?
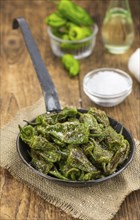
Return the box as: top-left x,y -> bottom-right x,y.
14,18 -> 135,186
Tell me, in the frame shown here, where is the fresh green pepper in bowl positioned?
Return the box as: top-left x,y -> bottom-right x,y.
57,0 -> 93,26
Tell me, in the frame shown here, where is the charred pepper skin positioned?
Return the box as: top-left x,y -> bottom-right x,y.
45,12 -> 67,28
19,107 -> 130,181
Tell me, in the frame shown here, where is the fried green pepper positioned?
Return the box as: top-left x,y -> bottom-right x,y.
34,147 -> 61,163
103,139 -> 130,174
31,150 -> 54,174
88,108 -> 110,127
36,112 -> 58,126
19,125 -> 36,145
60,162 -> 81,180
49,166 -> 68,180
103,126 -> 124,152
35,115 -> 47,127
19,107 -> 130,181
79,113 -> 104,137
45,121 -> 89,145
62,54 -> 80,76
19,125 -> 60,150
79,170 -> 101,181
57,107 -> 78,122
83,139 -> 113,165
67,146 -> 97,173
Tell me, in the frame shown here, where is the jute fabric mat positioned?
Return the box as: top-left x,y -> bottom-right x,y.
0,97 -> 140,220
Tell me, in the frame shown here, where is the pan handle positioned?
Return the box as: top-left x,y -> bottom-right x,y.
13,17 -> 61,112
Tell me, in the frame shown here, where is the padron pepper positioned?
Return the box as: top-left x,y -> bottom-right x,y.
61,54 -> 80,76
49,166 -> 68,180
79,170 -> 101,181
19,107 -> 130,181
57,107 -> 78,121
45,121 -> 89,145
88,108 -> 110,127
67,146 -> 97,173
45,11 -> 67,28
79,113 -> 104,137
60,162 -> 81,180
103,140 -> 130,175
31,150 -> 54,174
69,25 -> 92,41
60,35 -> 84,50
58,0 -> 93,26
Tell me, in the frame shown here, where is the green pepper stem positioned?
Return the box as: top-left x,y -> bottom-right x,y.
18,125 -> 22,132
23,120 -> 41,126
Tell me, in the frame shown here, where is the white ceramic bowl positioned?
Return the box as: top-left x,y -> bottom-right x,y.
47,24 -> 98,59
83,68 -> 133,107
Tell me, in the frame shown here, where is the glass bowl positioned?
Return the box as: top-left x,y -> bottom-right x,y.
83,68 -> 133,107
47,24 -> 98,59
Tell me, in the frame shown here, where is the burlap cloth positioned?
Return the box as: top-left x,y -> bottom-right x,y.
0,97 -> 140,220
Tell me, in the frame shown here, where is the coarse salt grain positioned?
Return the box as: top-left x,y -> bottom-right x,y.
86,71 -> 130,96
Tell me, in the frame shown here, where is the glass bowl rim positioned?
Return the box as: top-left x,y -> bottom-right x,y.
83,68 -> 133,98
47,23 -> 98,43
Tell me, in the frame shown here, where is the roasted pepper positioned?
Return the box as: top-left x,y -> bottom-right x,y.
19,107 -> 130,181
61,54 -> 80,76
58,0 -> 93,26
45,11 -> 67,28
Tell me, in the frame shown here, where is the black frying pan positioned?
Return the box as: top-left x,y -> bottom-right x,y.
14,18 -> 135,186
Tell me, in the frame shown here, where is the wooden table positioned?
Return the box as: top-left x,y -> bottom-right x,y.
1,0 -> 140,219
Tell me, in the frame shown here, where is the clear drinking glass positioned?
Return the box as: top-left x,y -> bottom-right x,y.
101,0 -> 135,54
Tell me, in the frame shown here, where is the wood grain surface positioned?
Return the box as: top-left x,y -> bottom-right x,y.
0,0 -> 140,220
